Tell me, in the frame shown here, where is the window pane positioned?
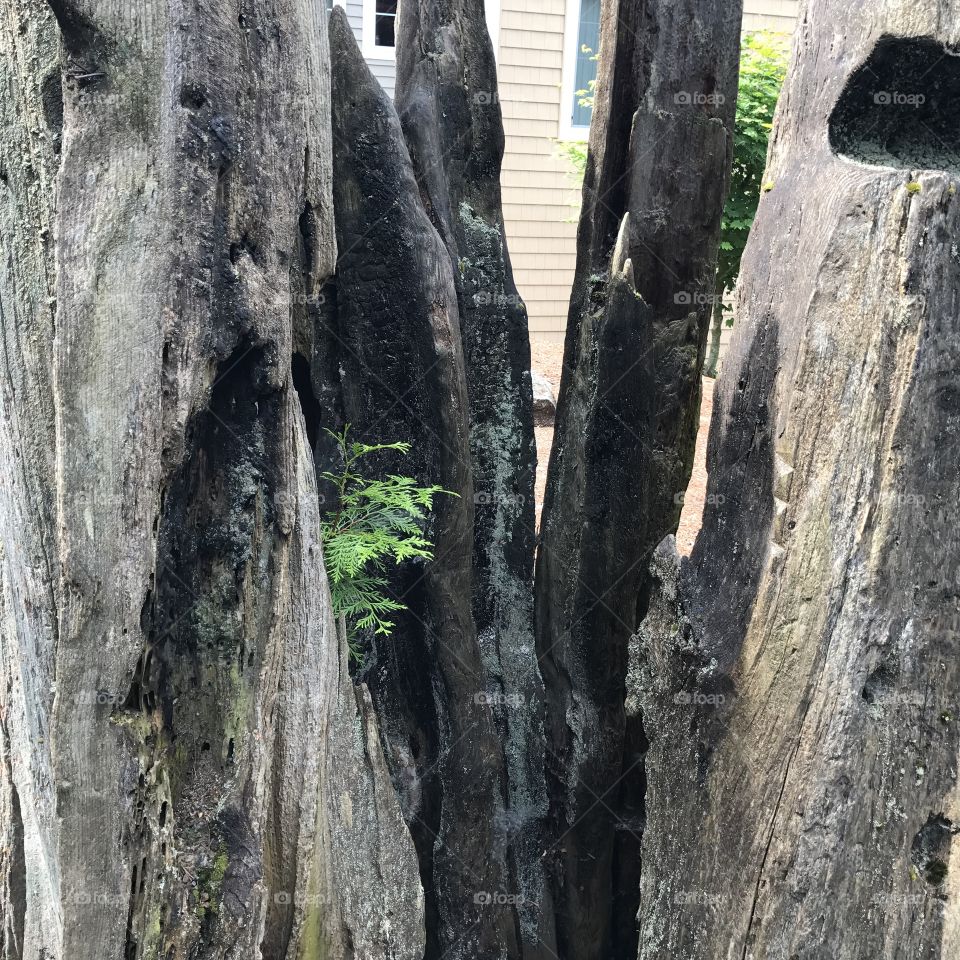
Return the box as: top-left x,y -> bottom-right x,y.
572,0 -> 601,128
375,0 -> 397,47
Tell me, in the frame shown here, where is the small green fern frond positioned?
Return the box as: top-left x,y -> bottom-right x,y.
320,426 -> 453,661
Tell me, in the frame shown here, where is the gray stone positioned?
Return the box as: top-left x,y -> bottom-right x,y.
531,370 -> 557,421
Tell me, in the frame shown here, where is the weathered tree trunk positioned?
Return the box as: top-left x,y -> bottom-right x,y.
0,2 -> 422,958
393,1 -> 552,955
0,3 -> 62,952
533,0 -> 743,956
325,10 -> 517,959
634,2 -> 960,958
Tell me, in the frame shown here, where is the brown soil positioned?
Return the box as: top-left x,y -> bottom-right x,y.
531,338 -> 714,557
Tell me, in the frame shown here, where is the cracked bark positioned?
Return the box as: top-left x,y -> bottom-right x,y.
532,1 -> 742,957
324,10 -> 517,960
6,0 -> 954,958
0,1 -> 422,958
393,0 -> 552,955
634,2 -> 960,958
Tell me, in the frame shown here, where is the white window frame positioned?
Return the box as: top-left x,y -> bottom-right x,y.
485,0 -> 501,63
362,0 -> 398,58
559,0 -> 593,141
359,0 -> 501,62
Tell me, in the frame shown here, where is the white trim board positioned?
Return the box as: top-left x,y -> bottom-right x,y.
359,0 -> 501,63
485,0 -> 501,62
559,0 -> 590,141
361,0 -> 396,58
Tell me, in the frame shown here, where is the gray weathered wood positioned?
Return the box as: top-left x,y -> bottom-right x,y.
0,2 -> 423,957
533,0 -> 743,956
0,2 -> 62,955
634,2 -> 960,957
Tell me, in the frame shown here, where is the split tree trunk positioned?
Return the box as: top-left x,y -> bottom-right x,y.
533,1 -> 743,957
635,2 -> 960,957
325,10 -> 518,960
0,2 -> 422,958
394,1 -> 553,955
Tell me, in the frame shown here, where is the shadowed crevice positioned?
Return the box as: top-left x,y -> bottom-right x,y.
830,36 -> 960,171
291,352 -> 322,453
7,782 -> 26,960
912,814 -> 955,886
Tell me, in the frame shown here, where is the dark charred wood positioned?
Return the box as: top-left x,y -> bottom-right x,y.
533,0 -> 743,955
327,10 -> 519,958
393,0 -> 551,954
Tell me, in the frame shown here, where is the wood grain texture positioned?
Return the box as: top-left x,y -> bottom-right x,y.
0,2 -> 422,957
394,0 -> 552,954
0,2 -> 62,956
327,10 -> 515,958
634,2 -> 960,957
533,0 -> 743,956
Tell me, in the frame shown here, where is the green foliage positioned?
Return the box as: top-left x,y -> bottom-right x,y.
558,139 -> 588,183
556,32 -> 789,323
717,32 -> 790,313
319,427 -> 450,659
575,45 -> 598,112
555,45 -> 596,193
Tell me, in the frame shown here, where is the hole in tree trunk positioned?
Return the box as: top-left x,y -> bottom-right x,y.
830,36 -> 960,172
291,352 -> 322,452
912,813 -> 955,885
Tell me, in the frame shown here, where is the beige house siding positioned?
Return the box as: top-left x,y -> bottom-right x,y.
498,0 -> 801,342
340,0 -> 799,342
743,0 -> 800,31
498,0 -> 579,341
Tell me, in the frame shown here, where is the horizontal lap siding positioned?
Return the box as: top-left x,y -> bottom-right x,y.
497,0 -> 800,341
368,59 -> 396,98
497,0 -> 578,337
341,0 -> 799,341
345,0 -> 362,31
743,0 -> 800,30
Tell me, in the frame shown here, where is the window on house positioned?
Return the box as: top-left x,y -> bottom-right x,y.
358,0 -> 498,61
374,0 -> 397,47
561,0 -> 601,138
